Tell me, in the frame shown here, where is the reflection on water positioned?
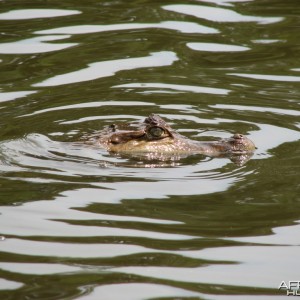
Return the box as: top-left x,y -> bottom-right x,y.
0,9 -> 81,20
163,4 -> 283,24
78,283 -> 202,300
33,51 -> 178,87
0,0 -> 300,299
111,244 -> 299,288
229,72 -> 300,82
187,42 -> 250,52
35,20 -> 219,35
0,91 -> 37,103
113,82 -> 230,94
0,35 -> 77,54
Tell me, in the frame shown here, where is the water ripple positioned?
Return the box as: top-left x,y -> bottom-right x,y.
229,72 -> 300,82
0,278 -> 23,290
0,9 -> 81,20
78,283 -> 201,300
187,42 -> 250,52
21,101 -> 153,117
113,82 -> 230,95
163,4 -> 283,24
0,262 -> 82,275
33,51 -> 178,87
0,35 -> 77,54
111,245 -> 300,289
211,104 -> 300,117
0,91 -> 37,103
35,21 -> 218,35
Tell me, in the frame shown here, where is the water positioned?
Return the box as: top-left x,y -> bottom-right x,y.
0,0 -> 299,299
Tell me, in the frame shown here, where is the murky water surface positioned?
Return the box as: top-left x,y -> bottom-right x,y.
0,0 -> 300,299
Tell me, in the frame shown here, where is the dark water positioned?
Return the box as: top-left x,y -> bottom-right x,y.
0,0 -> 300,299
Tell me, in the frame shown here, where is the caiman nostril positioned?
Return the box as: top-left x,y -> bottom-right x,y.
233,133 -> 244,139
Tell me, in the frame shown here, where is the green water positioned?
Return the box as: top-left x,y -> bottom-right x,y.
0,0 -> 299,299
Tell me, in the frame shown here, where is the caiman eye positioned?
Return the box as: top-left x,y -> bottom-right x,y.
149,126 -> 164,138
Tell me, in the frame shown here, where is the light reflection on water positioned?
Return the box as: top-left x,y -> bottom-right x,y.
187,42 -> 250,52
34,21 -> 219,35
111,245 -> 299,288
0,278 -> 23,291
163,4 -> 283,24
0,9 -> 81,20
0,35 -> 77,54
0,91 -> 37,103
113,83 -> 230,94
229,72 -> 300,82
77,283 -> 287,300
0,0 -> 300,299
33,51 -> 178,87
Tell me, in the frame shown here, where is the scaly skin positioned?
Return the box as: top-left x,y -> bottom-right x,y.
93,114 -> 256,156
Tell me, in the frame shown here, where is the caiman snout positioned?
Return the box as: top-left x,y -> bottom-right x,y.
228,133 -> 256,152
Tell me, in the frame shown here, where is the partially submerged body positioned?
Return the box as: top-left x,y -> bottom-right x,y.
84,114 -> 255,165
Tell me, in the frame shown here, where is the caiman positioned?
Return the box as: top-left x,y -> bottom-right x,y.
86,114 -> 255,164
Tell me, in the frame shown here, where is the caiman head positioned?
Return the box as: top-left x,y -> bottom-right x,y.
104,114 -> 181,153
95,114 -> 255,157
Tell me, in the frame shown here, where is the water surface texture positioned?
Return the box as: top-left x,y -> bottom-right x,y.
0,0 -> 300,299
